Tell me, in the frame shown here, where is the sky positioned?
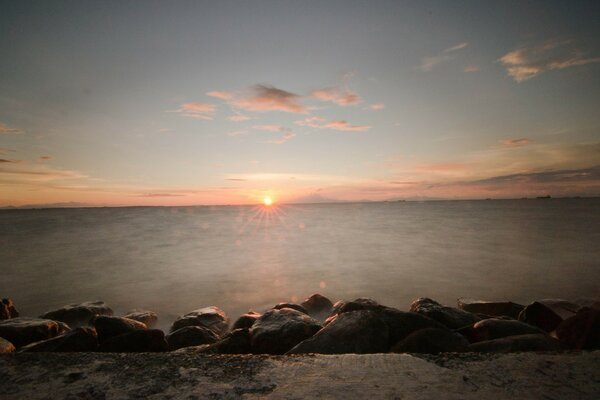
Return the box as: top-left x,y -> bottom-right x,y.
1,0 -> 600,206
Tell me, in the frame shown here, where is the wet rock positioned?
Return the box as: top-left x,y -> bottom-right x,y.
250,308 -> 321,354
232,311 -> 261,330
457,298 -> 524,319
556,308 -> 600,350
272,303 -> 308,314
166,326 -> 219,350
288,310 -> 388,354
39,301 -> 113,327
391,328 -> 469,354
202,328 -> 252,354
123,310 -> 158,328
518,299 -> 580,332
171,306 -> 229,337
0,337 -> 15,353
301,294 -> 334,322
468,334 -> 561,353
93,316 -> 147,343
98,329 -> 169,352
1,298 -> 19,320
0,317 -> 62,348
410,298 -> 480,329
459,318 -> 546,343
330,298 -> 381,317
19,327 -> 98,352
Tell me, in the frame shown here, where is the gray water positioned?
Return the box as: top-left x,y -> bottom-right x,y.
1,199 -> 599,330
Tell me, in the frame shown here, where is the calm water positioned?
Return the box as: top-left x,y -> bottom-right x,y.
1,199 -> 599,330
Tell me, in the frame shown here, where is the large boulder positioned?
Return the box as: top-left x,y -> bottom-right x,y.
202,328 -> 252,354
287,310 -> 388,354
123,310 -> 158,328
250,308 -> 321,354
391,328 -> 469,354
93,316 -> 147,343
410,298 -> 480,329
1,298 -> 19,320
0,337 -> 15,353
459,318 -> 546,343
556,308 -> 600,350
457,298 -> 524,319
518,299 -> 580,332
232,311 -> 261,330
166,326 -> 219,350
98,329 -> 169,352
301,294 -> 334,322
39,301 -> 113,327
468,334 -> 561,353
272,303 -> 308,314
0,317 -> 63,348
19,327 -> 98,352
170,306 -> 229,337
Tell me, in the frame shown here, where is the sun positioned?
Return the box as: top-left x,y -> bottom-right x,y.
263,196 -> 273,206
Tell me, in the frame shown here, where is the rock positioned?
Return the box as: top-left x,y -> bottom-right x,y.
0,337 -> 15,353
39,301 -> 113,327
18,327 -> 98,352
93,316 -> 147,343
518,299 -> 580,332
98,329 -> 169,352
468,334 -> 561,353
1,298 -> 19,320
272,303 -> 308,314
288,310 -> 389,354
250,308 -> 322,354
330,298 -> 381,316
556,308 -> 600,350
171,306 -> 229,337
410,298 -> 480,329
0,317 -> 62,347
202,328 -> 252,354
232,311 -> 261,330
457,298 -> 524,319
166,326 -> 219,350
459,318 -> 546,343
301,294 -> 334,322
391,328 -> 469,354
123,310 -> 158,328
572,298 -> 600,310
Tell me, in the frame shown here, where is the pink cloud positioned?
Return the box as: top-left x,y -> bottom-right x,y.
252,124 -> 283,132
266,129 -> 296,145
464,65 -> 480,73
414,162 -> 467,172
232,85 -> 307,113
295,117 -> 370,132
311,87 -> 361,106
500,138 -> 533,147
418,42 -> 469,71
228,114 -> 252,122
39,155 -> 53,161
368,103 -> 385,110
0,159 -> 22,164
206,91 -> 234,100
173,102 -> 216,120
0,122 -> 22,135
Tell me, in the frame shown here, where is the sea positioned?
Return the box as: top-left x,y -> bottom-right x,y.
1,198 -> 599,330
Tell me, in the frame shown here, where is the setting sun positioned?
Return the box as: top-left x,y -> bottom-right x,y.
263,196 -> 273,206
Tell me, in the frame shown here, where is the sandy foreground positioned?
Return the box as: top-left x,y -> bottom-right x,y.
1,351 -> 599,399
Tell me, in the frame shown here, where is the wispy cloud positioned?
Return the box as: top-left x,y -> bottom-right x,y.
0,148 -> 16,155
232,85 -> 307,113
0,159 -> 22,164
227,130 -> 248,137
228,113 -> 252,122
368,103 -> 385,110
134,193 -> 186,198
418,42 -> 469,71
499,138 -> 533,147
311,87 -> 361,106
172,102 -> 216,120
295,117 -> 370,132
464,65 -> 480,73
252,124 -> 283,132
206,91 -> 234,100
499,40 -> 600,82
0,122 -> 23,135
265,128 -> 296,144
38,155 -> 53,161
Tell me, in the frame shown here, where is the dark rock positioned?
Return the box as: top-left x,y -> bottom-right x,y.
98,329 -> 169,352
0,317 -> 62,347
272,303 -> 308,314
166,326 -> 219,350
39,301 -> 113,327
518,299 -> 580,332
457,298 -> 524,319
331,298 -> 381,316
288,310 -> 388,354
123,310 -> 158,328
410,298 -> 480,329
1,298 -> 19,320
232,311 -> 261,330
56,321 -> 72,334
459,318 -> 546,343
468,334 -> 561,353
19,327 -> 98,352
391,328 -> 469,354
301,294 -> 334,322
171,306 -> 229,337
556,308 -> 600,350
93,316 -> 147,343
250,308 -> 321,354
0,337 -> 15,353
202,328 -> 252,354
572,298 -> 600,310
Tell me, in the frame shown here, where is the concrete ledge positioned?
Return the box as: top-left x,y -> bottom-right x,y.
1,352 -> 599,399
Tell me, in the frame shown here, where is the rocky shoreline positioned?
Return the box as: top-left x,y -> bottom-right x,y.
1,294 -> 599,355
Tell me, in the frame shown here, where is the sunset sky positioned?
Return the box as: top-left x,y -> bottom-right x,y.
1,1 -> 599,206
